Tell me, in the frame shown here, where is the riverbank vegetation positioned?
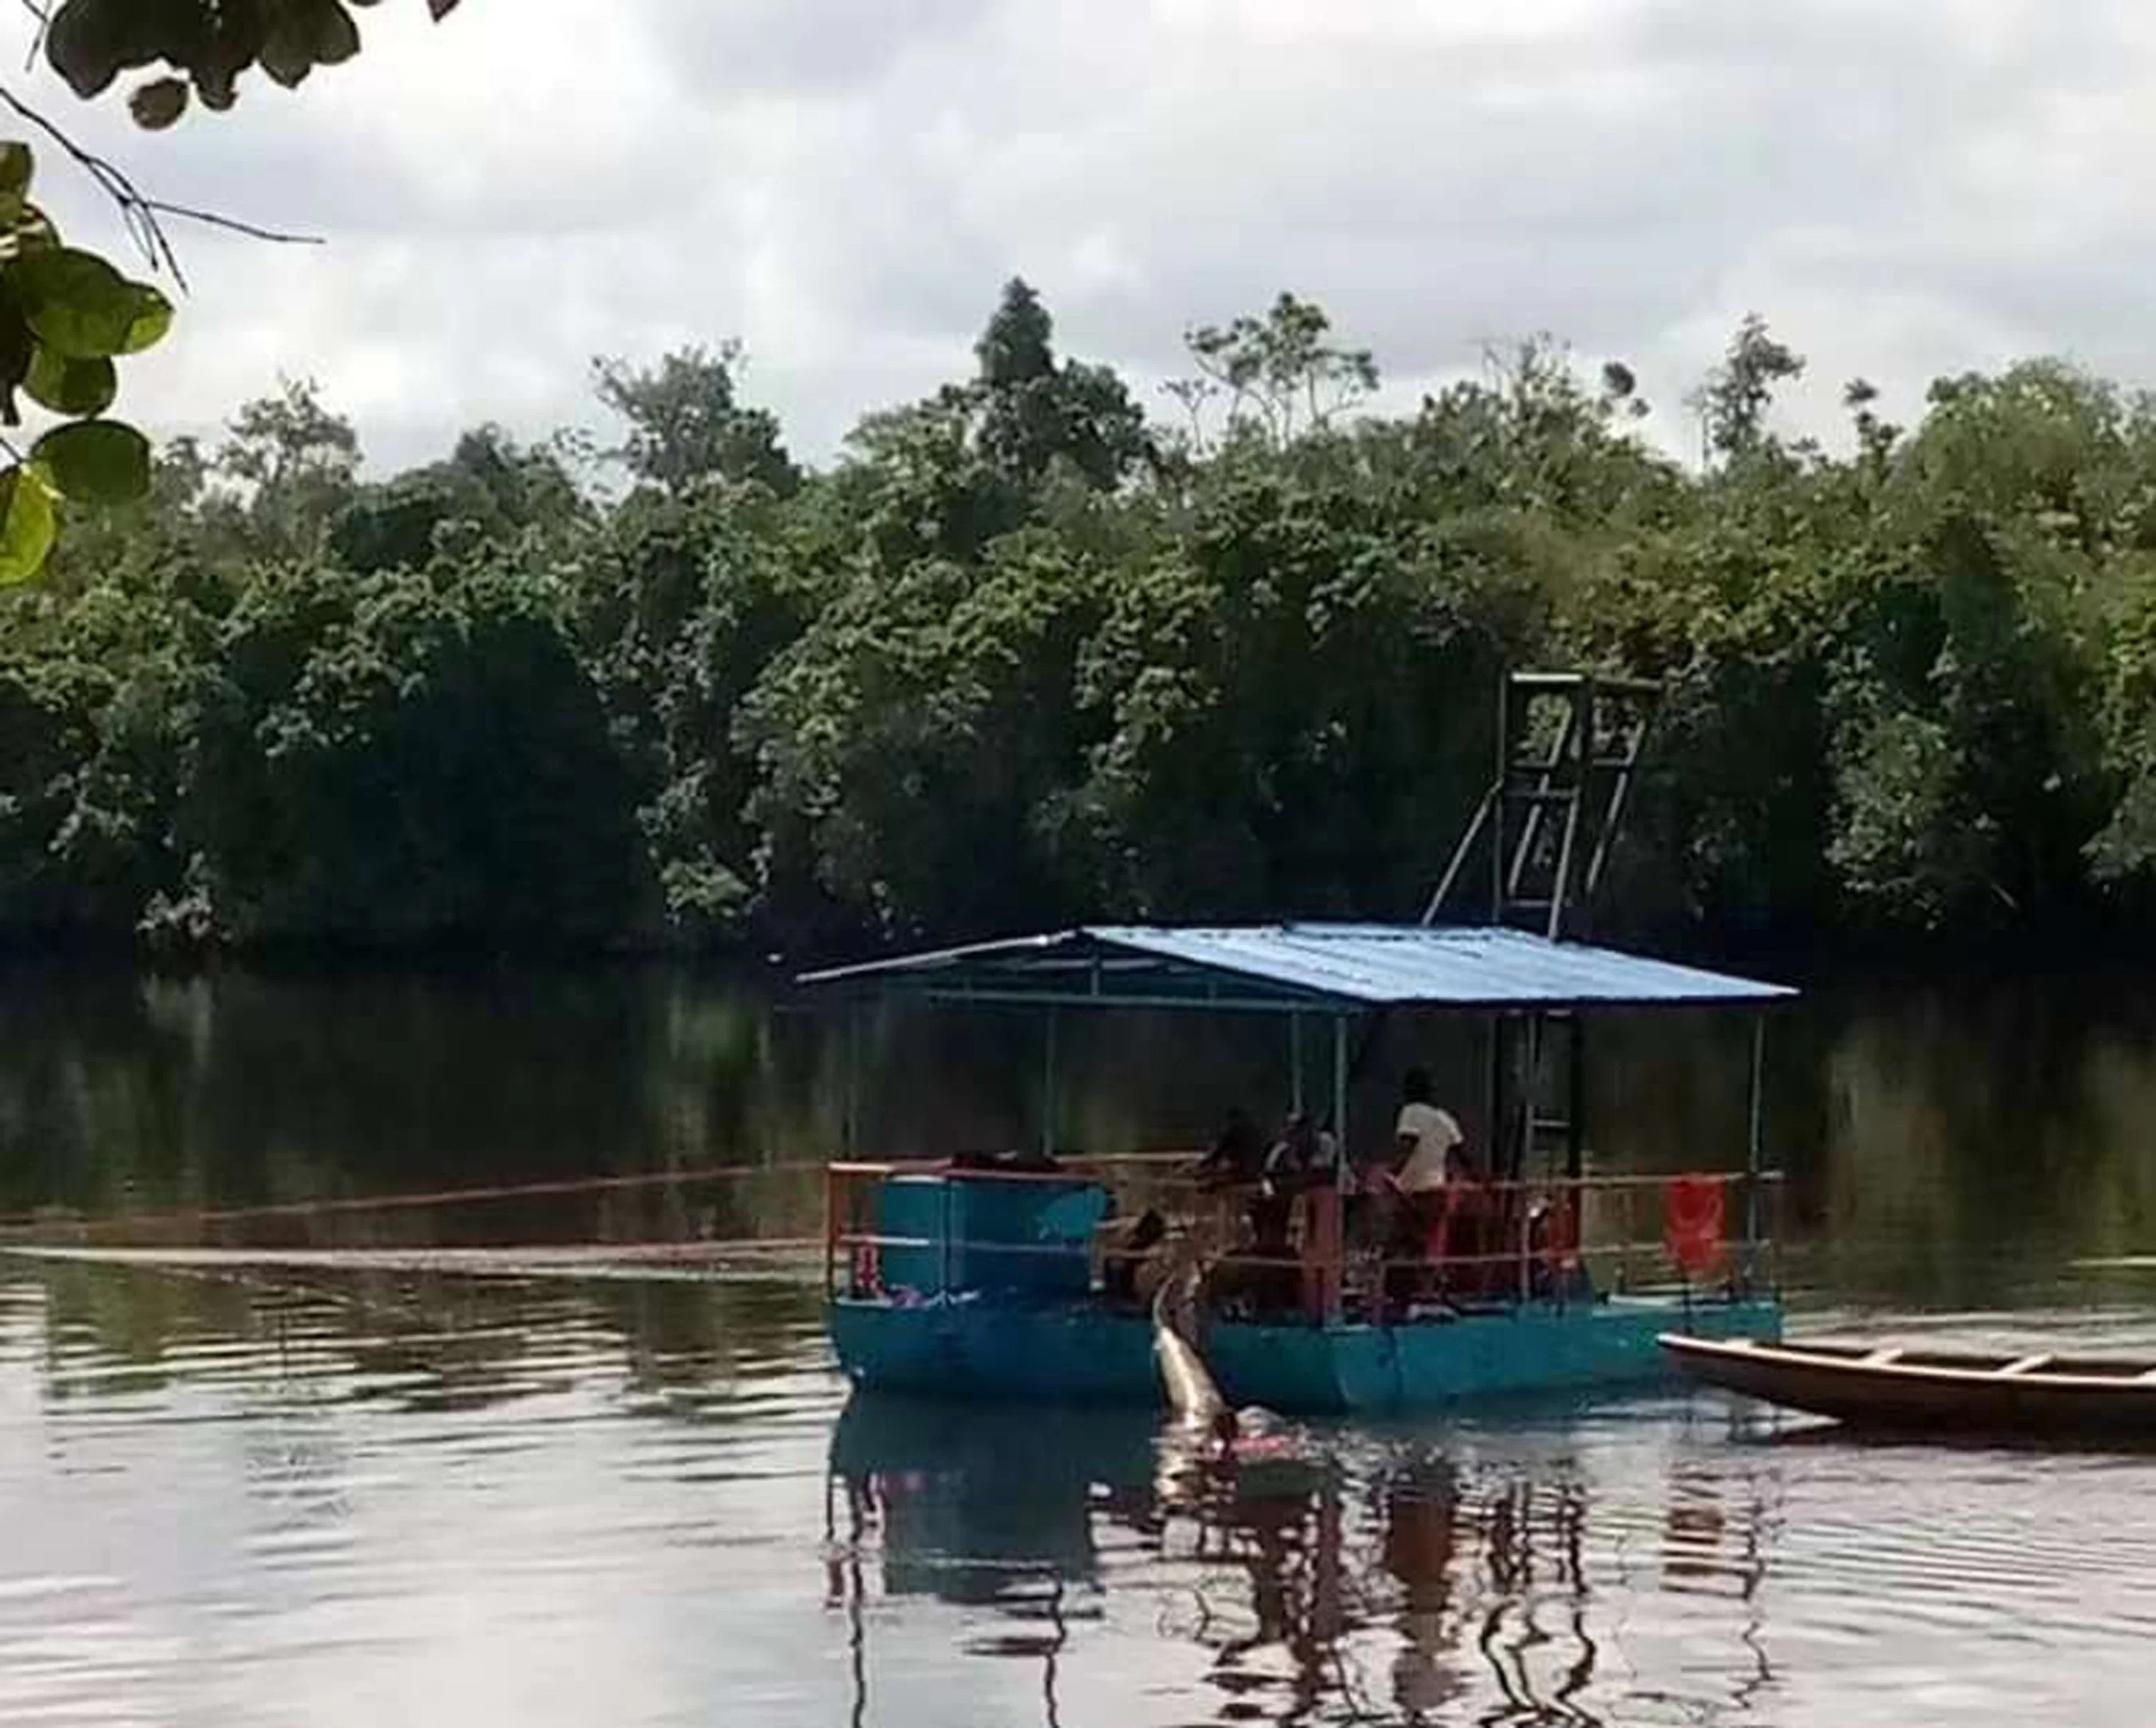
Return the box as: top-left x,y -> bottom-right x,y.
5,280 -> 2154,960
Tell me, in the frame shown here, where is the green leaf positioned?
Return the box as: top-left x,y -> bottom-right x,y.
262,0 -> 360,85
15,249 -> 172,357
112,281 -> 172,354
0,144 -> 32,219
43,0 -> 130,98
129,77 -> 190,130
15,247 -> 129,354
0,306 -> 31,427
0,202 -> 61,264
0,464 -> 56,582
24,348 -> 117,416
311,0 -> 362,67
258,35 -> 311,87
32,418 -> 150,504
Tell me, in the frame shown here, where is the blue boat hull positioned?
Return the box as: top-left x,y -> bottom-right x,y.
829,1294 -> 1783,1414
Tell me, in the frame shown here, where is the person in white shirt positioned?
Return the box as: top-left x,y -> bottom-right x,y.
1378,1069 -> 1472,1305
1392,1069 -> 1463,1195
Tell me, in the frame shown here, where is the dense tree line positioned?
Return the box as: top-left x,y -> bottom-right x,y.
4,279 -> 2155,959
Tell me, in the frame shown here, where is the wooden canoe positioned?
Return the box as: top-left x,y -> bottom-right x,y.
1660,1332 -> 2156,1441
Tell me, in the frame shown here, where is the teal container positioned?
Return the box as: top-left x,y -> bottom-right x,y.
875,1173 -> 1107,1299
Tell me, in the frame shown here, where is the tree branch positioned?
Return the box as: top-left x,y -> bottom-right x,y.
0,85 -> 325,287
141,198 -> 321,247
16,1 -> 46,74
0,83 -> 184,283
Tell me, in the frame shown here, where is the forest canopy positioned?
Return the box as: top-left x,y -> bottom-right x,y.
3,278 -> 2152,960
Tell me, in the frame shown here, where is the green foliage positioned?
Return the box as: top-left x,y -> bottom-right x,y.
1174,291 -> 1379,450
0,144 -> 166,579
740,531 -> 1111,938
0,465 -> 56,580
45,0 -> 461,120
973,278 -> 1149,490
2,0 -> 460,577
15,247 -> 171,358
1691,312 -> 1805,462
575,481 -> 817,943
185,554 -> 643,948
331,425 -> 588,575
10,287 -> 2156,957
1066,443 -> 1525,920
592,344 -> 800,499
35,418 -> 150,502
26,349 -> 117,416
216,376 -> 359,555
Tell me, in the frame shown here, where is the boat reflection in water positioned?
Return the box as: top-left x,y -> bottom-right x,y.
825,1390 -> 1779,1726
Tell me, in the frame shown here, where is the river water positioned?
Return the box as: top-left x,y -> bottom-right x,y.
5,961 -> 2156,1726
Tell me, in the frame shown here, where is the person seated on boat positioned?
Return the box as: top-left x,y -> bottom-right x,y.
1251,1109 -> 1337,1245
1100,1204 -> 1170,1304
1192,1106 -> 1268,1190
949,1145 -> 1062,1173
1224,1111 -> 1334,1315
1264,1109 -> 1336,1192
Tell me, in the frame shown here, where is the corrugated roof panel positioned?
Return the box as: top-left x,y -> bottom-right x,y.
799,922 -> 1794,1009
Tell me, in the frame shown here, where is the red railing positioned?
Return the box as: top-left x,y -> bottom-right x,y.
824,1156 -> 1782,1320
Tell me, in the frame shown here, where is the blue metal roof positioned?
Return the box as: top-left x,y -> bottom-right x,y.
797,923 -> 1794,1012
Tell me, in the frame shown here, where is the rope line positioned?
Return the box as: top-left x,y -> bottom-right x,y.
0,1158 -> 831,1240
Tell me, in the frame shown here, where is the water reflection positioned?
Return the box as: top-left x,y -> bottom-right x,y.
11,1259 -> 2156,1724
1378,1459 -> 1466,1720
23,960 -> 2156,1723
825,1391 -> 1795,1726
18,963 -> 2156,1315
29,1253 -> 824,1418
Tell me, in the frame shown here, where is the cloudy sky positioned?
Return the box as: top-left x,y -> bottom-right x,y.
16,0 -> 2156,473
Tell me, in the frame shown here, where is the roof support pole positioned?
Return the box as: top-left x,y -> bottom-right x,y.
1489,668 -> 1510,924
843,999 -> 860,1158
1331,1014 -> 1348,1168
1041,1007 -> 1059,1159
1567,1013 -> 1587,1184
1327,1014 -> 1349,1323
1746,1012 -> 1766,1269
1289,1011 -> 1305,1113
1484,1010 -> 1504,1180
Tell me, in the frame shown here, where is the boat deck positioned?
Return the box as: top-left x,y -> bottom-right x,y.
835,1290 -> 1782,1414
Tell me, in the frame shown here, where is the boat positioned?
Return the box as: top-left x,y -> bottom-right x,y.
1660,1334 -> 2156,1441
806,673 -> 1796,1414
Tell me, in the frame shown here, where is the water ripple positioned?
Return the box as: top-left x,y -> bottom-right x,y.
9,1268 -> 2156,1726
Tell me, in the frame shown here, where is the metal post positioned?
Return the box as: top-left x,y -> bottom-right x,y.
1490,670 -> 1509,923
823,1163 -> 837,1298
1567,1016 -> 1587,1183
1746,1014 -> 1766,1275
1518,1201 -> 1531,1305
1041,1009 -> 1059,1158
1289,1012 -> 1304,1113
1325,1015 -> 1349,1323
1424,784 -> 1495,924
1331,1014 -> 1349,1178
843,1001 -> 860,1157
940,1173 -> 954,1296
1484,1011 -> 1505,1180
1518,1013 -> 1540,1186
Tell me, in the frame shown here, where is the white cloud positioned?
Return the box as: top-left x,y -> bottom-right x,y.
8,0 -> 2156,473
